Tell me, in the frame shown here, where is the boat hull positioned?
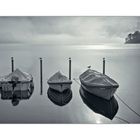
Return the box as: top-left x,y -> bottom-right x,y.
79,69 -> 119,100
81,84 -> 117,100
0,82 -> 34,100
48,83 -> 71,93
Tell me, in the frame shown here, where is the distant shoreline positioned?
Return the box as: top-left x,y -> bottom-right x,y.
125,31 -> 140,44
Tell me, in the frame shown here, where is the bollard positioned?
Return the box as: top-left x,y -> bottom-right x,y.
69,57 -> 71,80
40,58 -> 43,95
103,58 -> 105,75
11,57 -> 14,72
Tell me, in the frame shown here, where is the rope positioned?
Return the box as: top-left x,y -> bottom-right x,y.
73,78 -> 140,122
115,116 -> 130,124
73,78 -> 81,85
115,94 -> 140,118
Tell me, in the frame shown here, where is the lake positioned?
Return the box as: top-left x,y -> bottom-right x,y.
0,44 -> 140,123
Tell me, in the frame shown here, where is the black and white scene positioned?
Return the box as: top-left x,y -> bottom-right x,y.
0,16 -> 140,124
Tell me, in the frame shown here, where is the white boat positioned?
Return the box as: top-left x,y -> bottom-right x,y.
47,71 -> 72,92
79,69 -> 119,100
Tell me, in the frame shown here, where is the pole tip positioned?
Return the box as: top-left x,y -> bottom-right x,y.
103,58 -> 105,61
69,57 -> 71,60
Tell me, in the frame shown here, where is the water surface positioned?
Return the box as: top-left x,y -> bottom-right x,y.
0,44 -> 140,123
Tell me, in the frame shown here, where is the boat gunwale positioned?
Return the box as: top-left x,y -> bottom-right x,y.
0,80 -> 33,84
79,69 -> 119,88
80,79 -> 119,89
47,81 -> 72,85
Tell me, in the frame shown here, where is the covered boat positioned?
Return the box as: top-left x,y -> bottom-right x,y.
47,88 -> 72,106
79,69 -> 119,100
80,87 -> 119,120
47,71 -> 72,92
0,68 -> 34,102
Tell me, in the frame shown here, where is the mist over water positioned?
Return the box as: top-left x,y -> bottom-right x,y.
0,44 -> 140,123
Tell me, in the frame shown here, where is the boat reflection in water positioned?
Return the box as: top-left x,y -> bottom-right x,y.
47,88 -> 72,106
0,69 -> 34,106
80,87 -> 119,120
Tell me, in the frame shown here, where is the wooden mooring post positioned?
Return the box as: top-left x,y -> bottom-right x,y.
11,57 -> 14,72
40,58 -> 43,95
103,58 -> 105,75
69,57 -> 71,80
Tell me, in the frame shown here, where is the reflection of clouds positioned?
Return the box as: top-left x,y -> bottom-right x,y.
84,109 -> 104,123
95,117 -> 101,124
79,45 -> 113,50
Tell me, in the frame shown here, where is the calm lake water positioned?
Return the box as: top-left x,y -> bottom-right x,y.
0,44 -> 140,124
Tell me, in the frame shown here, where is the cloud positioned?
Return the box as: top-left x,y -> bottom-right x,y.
0,16 -> 139,45
104,17 -> 140,38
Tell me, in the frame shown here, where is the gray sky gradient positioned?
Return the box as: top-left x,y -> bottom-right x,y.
0,16 -> 140,45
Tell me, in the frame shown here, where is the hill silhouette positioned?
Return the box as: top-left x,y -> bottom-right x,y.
125,31 -> 140,44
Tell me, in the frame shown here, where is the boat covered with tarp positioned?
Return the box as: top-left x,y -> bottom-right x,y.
79,69 -> 119,100
0,68 -> 34,103
80,87 -> 119,120
47,71 -> 72,92
47,88 -> 72,106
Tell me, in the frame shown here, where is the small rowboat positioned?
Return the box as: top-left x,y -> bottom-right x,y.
0,68 -> 34,105
47,71 -> 72,92
79,69 -> 119,100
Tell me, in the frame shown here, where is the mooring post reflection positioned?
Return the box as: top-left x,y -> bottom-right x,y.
80,87 -> 119,120
11,93 -> 20,106
0,69 -> 34,106
40,57 -> 43,95
103,57 -> 105,74
47,88 -> 72,106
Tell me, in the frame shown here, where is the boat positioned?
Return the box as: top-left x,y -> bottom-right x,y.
47,88 -> 72,106
47,71 -> 72,92
80,87 -> 119,120
79,69 -> 119,100
0,68 -> 34,104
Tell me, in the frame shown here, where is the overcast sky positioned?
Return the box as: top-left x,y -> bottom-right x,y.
0,16 -> 140,45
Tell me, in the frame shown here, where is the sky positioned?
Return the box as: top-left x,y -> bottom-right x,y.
0,16 -> 140,45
